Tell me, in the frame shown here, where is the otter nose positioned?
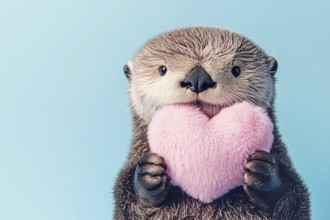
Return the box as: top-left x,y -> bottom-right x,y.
180,67 -> 216,93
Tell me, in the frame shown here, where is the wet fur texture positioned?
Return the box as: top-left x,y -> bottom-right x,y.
114,27 -> 310,219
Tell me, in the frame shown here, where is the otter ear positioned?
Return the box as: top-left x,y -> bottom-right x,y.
123,61 -> 132,80
267,56 -> 278,76
123,64 -> 131,80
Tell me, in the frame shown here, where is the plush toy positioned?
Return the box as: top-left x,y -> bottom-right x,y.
148,101 -> 273,203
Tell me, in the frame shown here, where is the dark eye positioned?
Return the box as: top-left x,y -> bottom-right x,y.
159,65 -> 167,76
231,66 -> 241,77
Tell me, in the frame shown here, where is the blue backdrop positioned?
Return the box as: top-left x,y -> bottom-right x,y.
1,0 -> 329,219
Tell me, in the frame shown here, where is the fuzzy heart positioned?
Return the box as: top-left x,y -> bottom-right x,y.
148,101 -> 274,203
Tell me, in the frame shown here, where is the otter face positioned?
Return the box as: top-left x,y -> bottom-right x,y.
125,27 -> 278,123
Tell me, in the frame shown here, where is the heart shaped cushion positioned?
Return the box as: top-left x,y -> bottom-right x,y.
148,101 -> 273,203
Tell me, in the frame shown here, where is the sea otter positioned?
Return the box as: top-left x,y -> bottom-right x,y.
114,26 -> 310,220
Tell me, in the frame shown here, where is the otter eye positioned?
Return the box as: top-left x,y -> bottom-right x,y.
159,65 -> 167,76
231,66 -> 241,77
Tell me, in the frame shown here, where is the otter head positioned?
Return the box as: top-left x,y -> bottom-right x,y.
124,27 -> 278,124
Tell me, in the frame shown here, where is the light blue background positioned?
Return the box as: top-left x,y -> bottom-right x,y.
0,0 -> 329,219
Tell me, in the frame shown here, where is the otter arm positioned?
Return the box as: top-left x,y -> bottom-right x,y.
271,147 -> 310,220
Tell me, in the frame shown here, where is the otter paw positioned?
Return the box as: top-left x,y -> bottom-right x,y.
243,151 -> 283,209
134,153 -> 170,206
244,151 -> 281,192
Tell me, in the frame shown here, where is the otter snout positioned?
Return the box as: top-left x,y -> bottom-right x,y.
180,67 -> 216,93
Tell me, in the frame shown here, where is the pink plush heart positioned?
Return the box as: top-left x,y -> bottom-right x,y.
148,101 -> 273,203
